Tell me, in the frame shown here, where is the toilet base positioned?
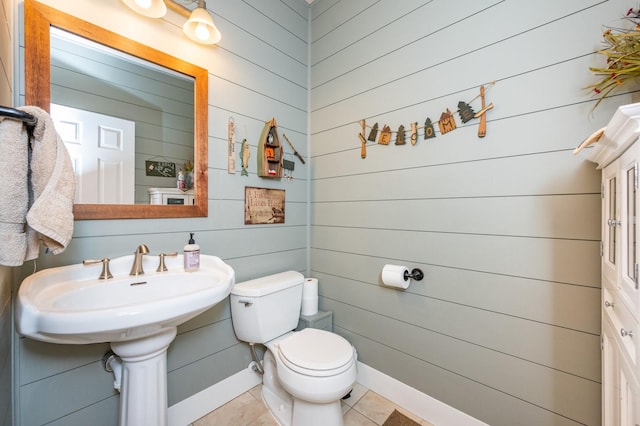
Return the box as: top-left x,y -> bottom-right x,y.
261,386 -> 344,426
292,399 -> 343,426
262,384 -> 293,426
261,350 -> 347,426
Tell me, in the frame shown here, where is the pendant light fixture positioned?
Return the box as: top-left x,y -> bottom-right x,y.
122,0 -> 221,45
122,0 -> 167,18
183,0 -> 221,45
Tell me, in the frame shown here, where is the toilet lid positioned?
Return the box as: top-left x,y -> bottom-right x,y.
277,328 -> 354,376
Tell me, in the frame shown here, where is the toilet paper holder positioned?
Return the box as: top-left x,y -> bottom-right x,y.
404,268 -> 424,281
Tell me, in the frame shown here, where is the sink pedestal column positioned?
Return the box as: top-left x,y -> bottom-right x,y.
110,327 -> 178,426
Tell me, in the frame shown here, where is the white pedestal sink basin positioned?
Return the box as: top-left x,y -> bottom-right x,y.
15,253 -> 235,426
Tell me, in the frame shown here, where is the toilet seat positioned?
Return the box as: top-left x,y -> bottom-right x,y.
277,328 -> 355,377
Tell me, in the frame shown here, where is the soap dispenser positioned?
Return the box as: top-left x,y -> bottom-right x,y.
184,232 -> 200,271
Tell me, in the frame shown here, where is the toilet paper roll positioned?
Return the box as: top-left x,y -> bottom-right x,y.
301,278 -> 319,316
381,264 -> 410,289
303,278 -> 318,299
301,296 -> 318,316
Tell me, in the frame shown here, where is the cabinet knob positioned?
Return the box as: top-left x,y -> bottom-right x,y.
620,328 -> 634,339
607,219 -> 622,227
604,300 -> 615,308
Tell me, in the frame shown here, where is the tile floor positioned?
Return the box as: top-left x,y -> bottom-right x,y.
192,382 -> 435,426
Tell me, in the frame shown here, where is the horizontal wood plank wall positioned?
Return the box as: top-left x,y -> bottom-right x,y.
309,0 -> 632,425
13,0 -> 309,424
0,0 -> 11,108
0,268 -> 14,426
1,2 -> 14,424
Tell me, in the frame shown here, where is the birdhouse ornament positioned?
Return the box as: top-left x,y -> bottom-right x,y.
438,109 -> 456,134
379,125 -> 392,145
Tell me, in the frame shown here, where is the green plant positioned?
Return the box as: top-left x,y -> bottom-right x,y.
588,8 -> 640,108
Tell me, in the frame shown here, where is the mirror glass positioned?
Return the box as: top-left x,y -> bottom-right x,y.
25,0 -> 208,219
50,28 -> 195,206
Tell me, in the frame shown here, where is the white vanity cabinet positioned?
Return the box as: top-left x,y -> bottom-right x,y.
588,103 -> 640,426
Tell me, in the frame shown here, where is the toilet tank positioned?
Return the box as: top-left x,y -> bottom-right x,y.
230,270 -> 304,344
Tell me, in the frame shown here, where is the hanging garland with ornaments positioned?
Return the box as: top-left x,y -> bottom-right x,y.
358,81 -> 495,158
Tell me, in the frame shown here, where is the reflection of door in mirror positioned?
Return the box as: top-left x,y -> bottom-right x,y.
51,103 -> 135,204
49,27 -> 195,205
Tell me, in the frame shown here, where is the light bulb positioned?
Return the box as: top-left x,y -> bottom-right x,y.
123,0 -> 166,17
195,23 -> 210,41
183,6 -> 221,44
134,0 -> 152,9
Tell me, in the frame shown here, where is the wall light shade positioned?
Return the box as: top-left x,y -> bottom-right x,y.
122,0 -> 167,18
183,6 -> 221,44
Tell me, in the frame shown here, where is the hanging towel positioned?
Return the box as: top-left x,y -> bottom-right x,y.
0,116 -> 29,266
22,106 -> 75,257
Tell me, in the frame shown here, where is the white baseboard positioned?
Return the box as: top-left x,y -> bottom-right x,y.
356,362 -> 488,426
168,361 -> 486,426
168,365 -> 262,426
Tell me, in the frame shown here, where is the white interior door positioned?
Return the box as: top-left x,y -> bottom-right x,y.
50,103 -> 135,204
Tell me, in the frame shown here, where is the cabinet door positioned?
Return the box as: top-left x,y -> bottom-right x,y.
602,317 -> 618,426
603,160 -> 620,285
603,314 -> 640,426
618,350 -> 640,426
620,145 -> 640,317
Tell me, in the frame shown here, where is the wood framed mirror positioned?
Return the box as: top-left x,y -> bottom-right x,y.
24,0 -> 208,220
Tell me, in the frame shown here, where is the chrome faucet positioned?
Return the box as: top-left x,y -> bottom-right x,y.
129,244 -> 150,276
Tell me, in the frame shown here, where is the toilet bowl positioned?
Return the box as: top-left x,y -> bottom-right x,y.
271,328 -> 357,403
230,271 -> 358,426
259,328 -> 357,426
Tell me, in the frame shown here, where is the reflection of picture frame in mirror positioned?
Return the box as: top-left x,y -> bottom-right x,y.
24,0 -> 208,220
146,161 -> 177,178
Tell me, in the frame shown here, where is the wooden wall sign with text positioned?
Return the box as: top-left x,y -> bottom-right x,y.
244,187 -> 285,224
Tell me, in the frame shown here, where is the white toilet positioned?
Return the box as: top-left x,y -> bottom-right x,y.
230,271 -> 357,426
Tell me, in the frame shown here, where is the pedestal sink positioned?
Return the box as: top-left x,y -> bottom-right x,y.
15,253 -> 235,426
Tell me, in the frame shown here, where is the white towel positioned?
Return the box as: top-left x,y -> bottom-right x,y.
22,106 -> 75,256
0,116 -> 29,266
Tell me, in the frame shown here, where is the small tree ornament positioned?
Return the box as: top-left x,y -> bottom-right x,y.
395,125 -> 406,145
457,101 -> 475,123
424,118 -> 436,139
367,123 -> 379,141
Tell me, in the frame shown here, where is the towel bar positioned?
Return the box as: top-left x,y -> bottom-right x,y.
0,105 -> 37,130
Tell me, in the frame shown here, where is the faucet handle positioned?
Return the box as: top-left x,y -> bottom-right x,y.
83,258 -> 113,280
157,252 -> 178,272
